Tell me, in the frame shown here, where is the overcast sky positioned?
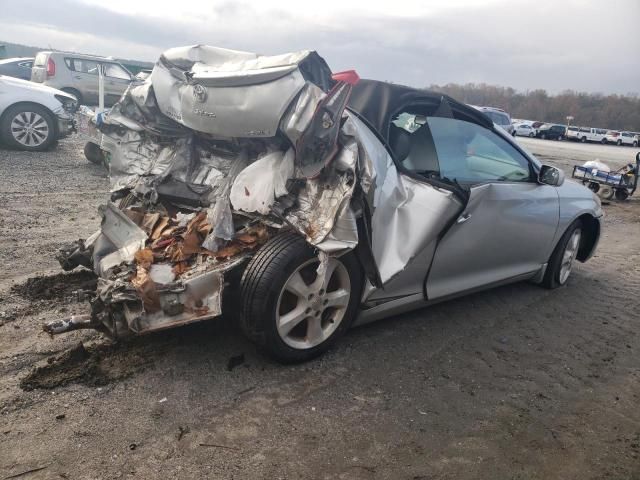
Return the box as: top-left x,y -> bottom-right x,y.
1,0 -> 638,94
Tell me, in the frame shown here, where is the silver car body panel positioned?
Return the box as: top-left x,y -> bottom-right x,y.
426,182 -> 559,299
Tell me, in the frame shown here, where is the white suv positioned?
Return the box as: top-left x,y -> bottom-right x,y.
604,130 -> 638,146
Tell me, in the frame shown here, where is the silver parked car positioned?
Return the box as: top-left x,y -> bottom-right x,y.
472,106 -> 515,136
49,46 -> 602,362
30,51 -> 133,106
0,74 -> 77,151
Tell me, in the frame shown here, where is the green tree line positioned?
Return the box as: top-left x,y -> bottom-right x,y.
426,83 -> 640,132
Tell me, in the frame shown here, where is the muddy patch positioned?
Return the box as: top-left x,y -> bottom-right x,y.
11,270 -> 97,302
20,341 -> 153,391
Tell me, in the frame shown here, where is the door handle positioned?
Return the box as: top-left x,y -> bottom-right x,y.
457,213 -> 472,224
73,75 -> 82,79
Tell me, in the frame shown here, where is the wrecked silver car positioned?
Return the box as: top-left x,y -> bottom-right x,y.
51,45 -> 602,362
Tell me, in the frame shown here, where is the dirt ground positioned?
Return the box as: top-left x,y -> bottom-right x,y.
1,136 -> 639,479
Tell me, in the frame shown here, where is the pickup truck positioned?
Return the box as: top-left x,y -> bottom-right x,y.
566,126 -> 607,143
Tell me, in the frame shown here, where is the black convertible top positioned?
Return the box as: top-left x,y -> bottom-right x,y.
347,79 -> 494,142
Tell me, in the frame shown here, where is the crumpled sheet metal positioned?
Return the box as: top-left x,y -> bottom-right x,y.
370,165 -> 463,286
102,131 -> 184,191
284,135 -> 358,247
151,45 -> 321,138
97,203 -> 148,276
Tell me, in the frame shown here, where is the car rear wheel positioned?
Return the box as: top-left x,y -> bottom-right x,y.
601,138 -> 607,144
528,132 -> 534,137
633,141 -> 638,147
542,220 -> 582,289
617,139 -> 622,146
541,133 -> 547,139
239,233 -> 362,363
0,104 -> 56,151
581,136 -> 587,143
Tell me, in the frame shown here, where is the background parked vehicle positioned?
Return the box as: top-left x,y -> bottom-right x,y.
0,57 -> 34,80
514,123 -> 536,137
565,126 -> 580,141
536,124 -> 566,140
472,106 -> 515,135
616,131 -> 639,146
566,126 -> 607,143
30,51 -> 133,106
0,75 -> 77,151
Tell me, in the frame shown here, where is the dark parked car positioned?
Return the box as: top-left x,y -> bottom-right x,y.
0,57 -> 34,80
536,124 -> 566,140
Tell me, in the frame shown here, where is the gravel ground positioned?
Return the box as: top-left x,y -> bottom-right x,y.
1,136 -> 639,479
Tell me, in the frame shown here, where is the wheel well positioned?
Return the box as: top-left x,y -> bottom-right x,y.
0,101 -> 59,137
60,87 -> 82,103
577,214 -> 599,261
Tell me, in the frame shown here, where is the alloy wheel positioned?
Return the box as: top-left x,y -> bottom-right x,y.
559,229 -> 581,284
276,257 -> 351,350
11,111 -> 50,147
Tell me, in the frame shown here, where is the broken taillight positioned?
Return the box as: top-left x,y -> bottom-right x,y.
47,58 -> 56,77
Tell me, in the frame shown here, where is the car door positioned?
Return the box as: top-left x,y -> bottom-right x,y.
422,116 -> 560,300
68,58 -> 100,104
101,63 -> 132,106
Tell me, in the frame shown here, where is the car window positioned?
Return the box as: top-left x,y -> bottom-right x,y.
393,115 -> 531,185
71,59 -> 99,75
103,63 -> 131,80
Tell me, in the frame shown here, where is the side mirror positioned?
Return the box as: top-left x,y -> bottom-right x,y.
539,165 -> 565,186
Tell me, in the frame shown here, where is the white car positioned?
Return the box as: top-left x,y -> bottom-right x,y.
0,75 -> 77,151
514,123 -> 536,137
613,131 -> 639,147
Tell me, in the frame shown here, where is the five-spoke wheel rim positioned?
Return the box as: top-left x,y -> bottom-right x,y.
276,257 -> 351,350
559,229 -> 581,284
11,111 -> 49,147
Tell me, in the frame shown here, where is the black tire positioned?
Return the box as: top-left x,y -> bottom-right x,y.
0,103 -> 57,151
615,189 -> 629,201
617,139 -> 622,146
601,138 -> 607,144
542,220 -> 582,289
633,141 -> 638,147
239,233 -> 362,363
60,87 -> 83,105
84,141 -> 104,165
581,136 -> 587,143
529,132 -> 534,137
541,133 -> 547,139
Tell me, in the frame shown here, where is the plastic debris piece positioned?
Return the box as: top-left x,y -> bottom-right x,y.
230,149 -> 294,215
149,264 -> 175,284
